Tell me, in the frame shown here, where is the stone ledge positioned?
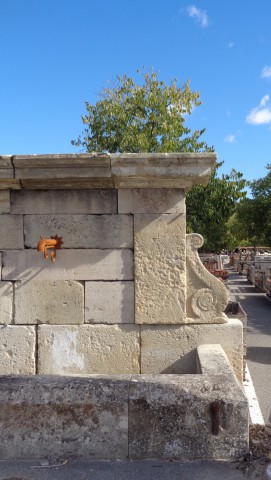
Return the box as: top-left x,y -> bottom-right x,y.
0,153 -> 217,190
196,344 -> 237,378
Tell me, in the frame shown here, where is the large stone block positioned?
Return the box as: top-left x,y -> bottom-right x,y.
24,214 -> 133,248
0,215 -> 23,249
85,281 -> 134,324
0,375 -> 129,459
134,214 -> 186,324
129,370 -> 248,460
118,189 -> 185,214
0,190 -> 10,213
2,249 -> 134,281
141,319 -> 243,382
0,325 -> 35,374
38,324 -> 140,375
0,282 -> 13,324
14,280 -> 84,325
11,189 -> 117,214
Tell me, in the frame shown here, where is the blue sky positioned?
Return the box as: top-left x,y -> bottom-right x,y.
0,0 -> 270,182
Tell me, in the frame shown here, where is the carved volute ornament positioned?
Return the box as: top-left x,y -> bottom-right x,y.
186,233 -> 228,324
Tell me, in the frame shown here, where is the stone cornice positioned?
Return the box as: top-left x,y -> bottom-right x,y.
0,152 -> 217,190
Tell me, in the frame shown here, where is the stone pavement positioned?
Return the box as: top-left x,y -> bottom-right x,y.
0,458 -> 269,480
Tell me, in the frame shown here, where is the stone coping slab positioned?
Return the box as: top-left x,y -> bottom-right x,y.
0,153 -> 217,190
0,345 -> 248,461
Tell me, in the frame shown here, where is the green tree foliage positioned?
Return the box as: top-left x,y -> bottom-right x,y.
225,212 -> 251,249
235,165 -> 271,247
73,69 -> 248,252
72,70 -> 212,153
186,162 -> 247,251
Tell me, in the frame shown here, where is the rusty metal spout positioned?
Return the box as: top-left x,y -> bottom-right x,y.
37,235 -> 64,262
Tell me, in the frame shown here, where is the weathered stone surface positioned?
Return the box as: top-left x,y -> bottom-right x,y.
0,282 -> 13,324
134,214 -> 186,324
0,215 -> 23,249
13,154 -> 111,179
0,369 -> 248,461
24,214 -> 133,248
0,375 -> 130,459
111,153 -> 217,189
38,324 -> 140,375
0,252 -> 2,278
196,344 -> 236,378
85,281 -> 134,324
118,189 -> 185,214
0,153 -> 217,190
2,249 -> 134,281
20,178 -> 115,189
141,319 -> 243,382
0,156 -> 14,180
0,325 -> 35,374
0,190 -> 10,213
224,301 -> 247,379
11,189 -> 117,214
0,179 -> 21,190
186,234 -> 228,323
14,280 -> 84,325
129,370 -> 248,460
0,156 -> 13,167
0,347 -> 248,461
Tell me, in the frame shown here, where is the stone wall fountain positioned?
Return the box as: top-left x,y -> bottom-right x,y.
0,153 -> 248,460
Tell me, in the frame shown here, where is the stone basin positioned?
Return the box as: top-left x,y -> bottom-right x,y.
0,345 -> 248,461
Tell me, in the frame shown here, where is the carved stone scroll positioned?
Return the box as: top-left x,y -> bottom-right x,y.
186,233 -> 228,324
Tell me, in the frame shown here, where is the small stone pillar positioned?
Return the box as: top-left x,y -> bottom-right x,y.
113,153 -> 228,325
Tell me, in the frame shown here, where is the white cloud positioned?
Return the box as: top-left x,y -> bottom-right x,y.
246,95 -> 271,125
260,94 -> 269,107
224,134 -> 236,143
261,66 -> 271,79
186,5 -> 209,27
